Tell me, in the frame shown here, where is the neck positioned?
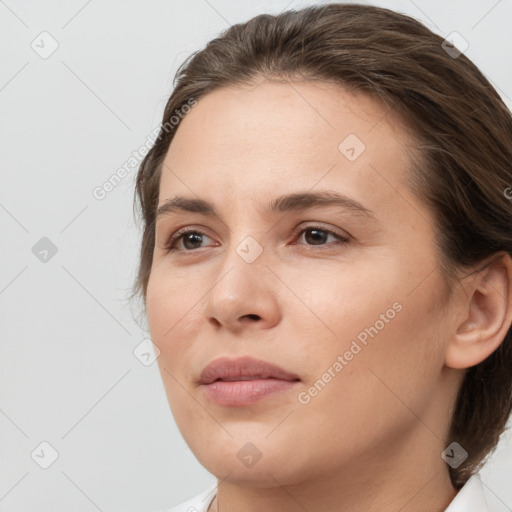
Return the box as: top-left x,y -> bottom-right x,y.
210,476 -> 457,512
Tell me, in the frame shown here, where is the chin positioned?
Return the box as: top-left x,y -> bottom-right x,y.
189,438 -> 310,488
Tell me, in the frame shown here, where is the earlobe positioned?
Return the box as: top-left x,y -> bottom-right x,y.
444,253 -> 512,370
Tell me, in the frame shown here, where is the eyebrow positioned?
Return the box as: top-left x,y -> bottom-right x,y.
155,191 -> 377,222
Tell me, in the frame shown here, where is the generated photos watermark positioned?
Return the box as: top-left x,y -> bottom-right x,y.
92,97 -> 197,201
298,301 -> 403,405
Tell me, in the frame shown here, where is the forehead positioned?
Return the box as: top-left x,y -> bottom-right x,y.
158,80 -> 417,221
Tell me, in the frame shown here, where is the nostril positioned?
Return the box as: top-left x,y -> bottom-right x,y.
244,314 -> 260,320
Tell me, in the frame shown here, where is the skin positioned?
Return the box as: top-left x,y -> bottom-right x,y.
145,79 -> 512,512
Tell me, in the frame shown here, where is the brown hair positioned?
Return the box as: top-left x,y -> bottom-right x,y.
130,3 -> 512,488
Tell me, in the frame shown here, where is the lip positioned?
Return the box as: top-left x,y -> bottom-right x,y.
198,356 -> 300,406
199,356 -> 300,384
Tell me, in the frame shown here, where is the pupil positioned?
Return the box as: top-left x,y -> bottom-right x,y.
306,229 -> 327,245
184,233 -> 203,249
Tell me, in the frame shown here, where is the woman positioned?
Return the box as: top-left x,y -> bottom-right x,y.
130,3 -> 512,511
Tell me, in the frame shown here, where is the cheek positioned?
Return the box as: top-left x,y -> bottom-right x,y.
146,274 -> 205,428
274,257 -> 403,362
287,305 -> 441,466
146,259 -> 204,329
145,270 -> 204,371
286,258 -> 444,416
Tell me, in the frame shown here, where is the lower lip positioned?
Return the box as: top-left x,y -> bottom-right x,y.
201,378 -> 299,406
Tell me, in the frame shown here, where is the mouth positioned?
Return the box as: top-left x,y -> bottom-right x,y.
198,356 -> 300,406
198,355 -> 300,385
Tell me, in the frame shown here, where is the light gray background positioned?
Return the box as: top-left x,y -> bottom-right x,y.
1,0 -> 511,510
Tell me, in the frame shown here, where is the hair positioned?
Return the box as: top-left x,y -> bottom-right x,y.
129,2 -> 512,489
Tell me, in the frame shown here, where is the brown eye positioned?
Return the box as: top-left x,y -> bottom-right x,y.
166,229 -> 213,252
294,226 -> 349,248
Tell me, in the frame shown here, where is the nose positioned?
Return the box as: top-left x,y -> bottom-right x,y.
201,248 -> 282,333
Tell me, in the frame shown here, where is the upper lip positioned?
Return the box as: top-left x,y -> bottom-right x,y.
198,356 -> 300,384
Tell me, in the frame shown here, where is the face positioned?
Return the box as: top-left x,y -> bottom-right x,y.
146,80 -> 457,487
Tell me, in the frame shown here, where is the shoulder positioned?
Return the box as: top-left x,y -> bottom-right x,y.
160,482 -> 217,512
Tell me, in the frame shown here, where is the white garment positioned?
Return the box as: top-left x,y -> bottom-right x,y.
445,473 -> 489,511
165,482 -> 217,512
164,473 -> 489,512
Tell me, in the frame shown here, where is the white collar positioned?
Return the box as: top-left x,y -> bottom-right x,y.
445,473 -> 489,511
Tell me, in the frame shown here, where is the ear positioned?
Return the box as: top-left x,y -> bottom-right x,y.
445,252 -> 512,369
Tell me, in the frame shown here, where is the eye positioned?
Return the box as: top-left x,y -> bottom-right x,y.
292,224 -> 350,249
165,227 -> 215,252
164,224 -> 350,253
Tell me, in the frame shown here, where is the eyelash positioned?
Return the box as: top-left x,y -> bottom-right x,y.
164,224 -> 350,253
